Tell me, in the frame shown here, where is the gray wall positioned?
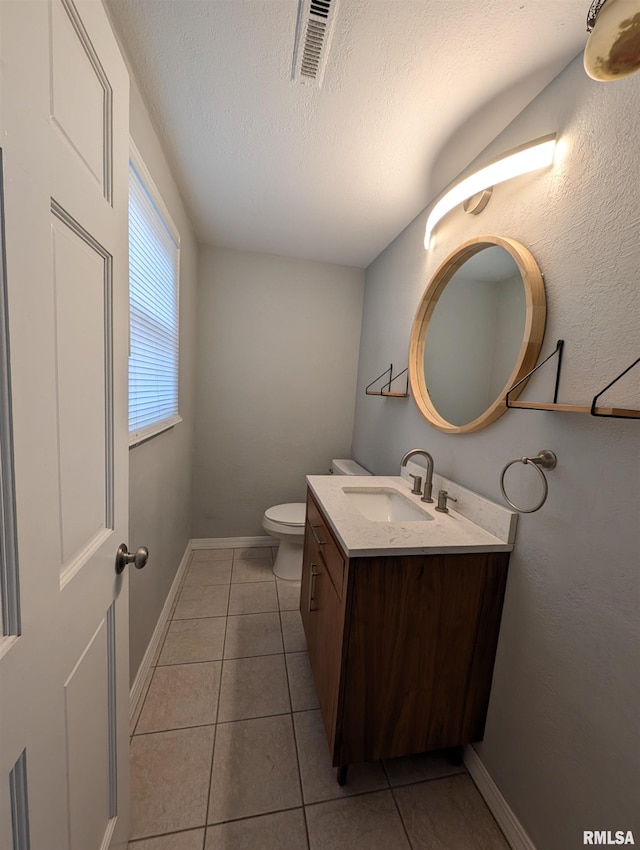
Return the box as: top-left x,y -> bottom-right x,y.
352,57 -> 640,849
127,76 -> 199,685
192,247 -> 364,538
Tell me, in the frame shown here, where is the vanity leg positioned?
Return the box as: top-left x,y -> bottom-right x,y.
336,765 -> 348,786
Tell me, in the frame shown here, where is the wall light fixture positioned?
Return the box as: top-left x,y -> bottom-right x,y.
423,133 -> 557,250
584,0 -> 640,81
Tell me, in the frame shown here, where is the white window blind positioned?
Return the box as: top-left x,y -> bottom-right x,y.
128,150 -> 180,444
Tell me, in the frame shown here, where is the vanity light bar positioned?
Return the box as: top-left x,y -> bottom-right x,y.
423,134 -> 557,250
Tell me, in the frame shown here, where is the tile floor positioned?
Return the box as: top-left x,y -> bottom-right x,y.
128,546 -> 510,850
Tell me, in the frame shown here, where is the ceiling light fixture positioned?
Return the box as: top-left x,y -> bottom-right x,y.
423,134 -> 557,250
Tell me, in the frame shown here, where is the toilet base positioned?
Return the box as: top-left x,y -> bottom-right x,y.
272,538 -> 303,581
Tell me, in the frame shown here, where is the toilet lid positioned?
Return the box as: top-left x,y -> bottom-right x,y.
264,503 -> 306,526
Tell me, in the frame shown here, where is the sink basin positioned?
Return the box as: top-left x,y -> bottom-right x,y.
342,487 -> 434,522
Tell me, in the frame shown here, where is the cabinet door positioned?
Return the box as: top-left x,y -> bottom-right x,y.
313,555 -> 343,752
300,524 -> 344,758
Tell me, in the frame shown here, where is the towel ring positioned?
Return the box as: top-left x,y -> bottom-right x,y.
500,450 -> 557,513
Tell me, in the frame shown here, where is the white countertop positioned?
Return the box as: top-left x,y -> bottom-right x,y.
306,473 -> 517,557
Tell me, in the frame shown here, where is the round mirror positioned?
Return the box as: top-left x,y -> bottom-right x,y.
409,236 -> 546,434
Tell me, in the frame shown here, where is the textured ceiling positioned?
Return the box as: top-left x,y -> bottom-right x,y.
106,0 -> 589,268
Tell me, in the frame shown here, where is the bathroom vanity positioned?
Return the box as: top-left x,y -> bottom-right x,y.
300,472 -> 517,783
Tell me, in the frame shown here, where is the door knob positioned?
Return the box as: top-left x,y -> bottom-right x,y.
115,543 -> 149,574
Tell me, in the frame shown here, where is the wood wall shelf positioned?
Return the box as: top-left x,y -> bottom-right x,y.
365,391 -> 409,398
365,364 -> 409,398
507,401 -> 640,418
505,340 -> 640,420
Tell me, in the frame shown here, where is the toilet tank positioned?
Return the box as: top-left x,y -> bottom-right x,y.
330,458 -> 371,475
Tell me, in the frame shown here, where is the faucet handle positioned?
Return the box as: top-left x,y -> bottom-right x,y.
435,489 -> 457,513
408,474 -> 423,495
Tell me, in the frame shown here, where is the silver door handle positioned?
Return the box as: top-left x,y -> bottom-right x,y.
115,543 -> 149,574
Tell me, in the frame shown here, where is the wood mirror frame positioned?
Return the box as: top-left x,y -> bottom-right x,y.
409,236 -> 546,434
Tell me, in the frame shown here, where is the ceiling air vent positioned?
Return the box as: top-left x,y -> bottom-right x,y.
292,0 -> 340,88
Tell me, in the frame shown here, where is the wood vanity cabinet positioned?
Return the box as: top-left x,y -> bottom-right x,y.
300,488 -> 510,774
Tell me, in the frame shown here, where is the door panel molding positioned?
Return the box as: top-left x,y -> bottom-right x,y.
64,618 -> 112,850
9,749 -> 31,850
51,200 -> 114,588
50,0 -> 113,202
51,201 -> 114,534
0,149 -> 20,638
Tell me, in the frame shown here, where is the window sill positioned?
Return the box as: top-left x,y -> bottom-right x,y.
129,415 -> 182,449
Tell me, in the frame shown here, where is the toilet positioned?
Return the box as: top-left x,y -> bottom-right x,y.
263,458 -> 371,580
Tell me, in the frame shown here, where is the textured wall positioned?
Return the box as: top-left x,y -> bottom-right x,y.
126,76 -> 199,686
192,247 -> 364,538
352,56 -> 640,848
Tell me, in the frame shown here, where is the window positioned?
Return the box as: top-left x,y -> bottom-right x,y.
128,143 -> 180,445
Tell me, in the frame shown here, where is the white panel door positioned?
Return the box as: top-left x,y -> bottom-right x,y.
0,2 -> 131,849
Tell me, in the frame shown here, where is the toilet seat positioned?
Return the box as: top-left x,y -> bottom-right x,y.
263,503 -> 306,527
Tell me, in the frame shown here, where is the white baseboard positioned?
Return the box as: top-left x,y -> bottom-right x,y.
190,536 -> 273,549
464,745 -> 537,850
129,541 -> 193,722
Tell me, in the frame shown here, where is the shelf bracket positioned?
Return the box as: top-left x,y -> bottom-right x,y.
591,356 -> 640,418
505,340 -> 564,408
365,363 -> 409,398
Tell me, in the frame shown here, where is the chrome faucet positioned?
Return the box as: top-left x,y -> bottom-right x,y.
400,448 -> 434,503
